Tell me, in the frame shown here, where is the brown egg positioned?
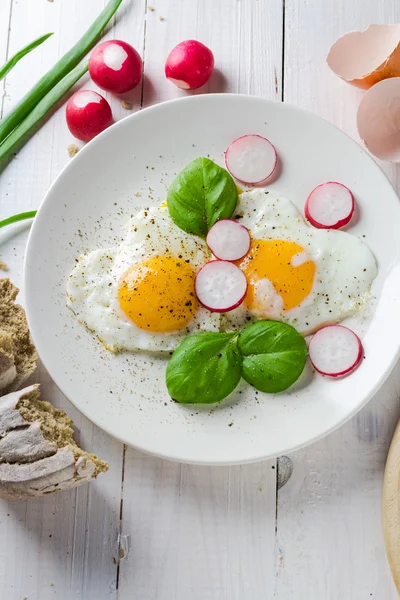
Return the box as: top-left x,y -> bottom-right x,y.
357,77 -> 400,161
327,24 -> 400,89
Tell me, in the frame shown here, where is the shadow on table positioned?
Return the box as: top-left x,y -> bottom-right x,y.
279,360 -> 400,503
4,480 -> 119,597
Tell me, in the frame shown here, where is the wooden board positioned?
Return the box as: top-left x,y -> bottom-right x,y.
383,419 -> 400,595
118,1 -> 282,597
0,0 -> 400,598
275,1 -> 400,597
0,2 -> 128,598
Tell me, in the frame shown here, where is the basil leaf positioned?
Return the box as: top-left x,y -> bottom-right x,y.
166,332 -> 242,404
167,157 -> 238,238
238,320 -> 307,393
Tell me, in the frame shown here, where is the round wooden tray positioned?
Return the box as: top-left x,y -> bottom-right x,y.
383,419 -> 400,594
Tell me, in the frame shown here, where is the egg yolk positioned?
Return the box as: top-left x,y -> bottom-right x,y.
237,239 -> 316,311
118,255 -> 198,332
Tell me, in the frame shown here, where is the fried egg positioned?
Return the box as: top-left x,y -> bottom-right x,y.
67,205 -> 218,351
68,188 -> 377,353
223,189 -> 377,334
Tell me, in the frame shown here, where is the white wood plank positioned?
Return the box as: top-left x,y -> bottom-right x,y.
142,0 -> 282,106
5,1 -> 398,598
276,1 -> 400,597
118,1 -> 282,598
118,453 -> 277,600
0,0 -> 12,106
0,0 -> 146,598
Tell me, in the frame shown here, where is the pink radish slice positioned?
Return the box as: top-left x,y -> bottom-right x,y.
305,182 -> 354,229
206,220 -> 251,261
195,261 -> 247,312
225,134 -> 277,184
309,325 -> 363,377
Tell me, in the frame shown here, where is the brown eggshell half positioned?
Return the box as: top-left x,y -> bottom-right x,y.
357,77 -> 400,161
327,24 -> 400,89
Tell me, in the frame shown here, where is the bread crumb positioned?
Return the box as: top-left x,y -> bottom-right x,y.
0,279 -> 38,394
121,100 -> 132,111
67,144 -> 79,158
0,330 -> 16,390
159,15 -> 165,21
135,192 -> 141,197
17,386 -> 108,477
148,5 -> 154,11
0,260 -> 8,272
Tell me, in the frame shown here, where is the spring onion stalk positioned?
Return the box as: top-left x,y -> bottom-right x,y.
0,60 -> 88,167
0,211 -> 37,229
0,33 -> 53,82
0,0 -> 123,144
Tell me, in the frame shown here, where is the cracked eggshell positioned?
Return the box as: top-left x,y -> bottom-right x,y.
357,77 -> 400,162
327,24 -> 400,89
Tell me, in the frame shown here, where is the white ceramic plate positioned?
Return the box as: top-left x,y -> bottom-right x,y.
25,94 -> 400,465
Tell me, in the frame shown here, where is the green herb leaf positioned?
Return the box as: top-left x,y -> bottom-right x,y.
0,33 -> 53,82
167,157 -> 238,238
166,332 -> 242,404
0,211 -> 37,229
0,0 -> 123,146
238,320 -> 307,393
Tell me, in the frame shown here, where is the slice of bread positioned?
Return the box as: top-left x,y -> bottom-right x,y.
0,331 -> 17,390
0,279 -> 109,498
0,279 -> 37,394
0,385 -> 108,498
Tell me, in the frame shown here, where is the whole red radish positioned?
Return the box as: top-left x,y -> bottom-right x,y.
66,90 -> 112,142
89,40 -> 143,93
165,40 -> 214,90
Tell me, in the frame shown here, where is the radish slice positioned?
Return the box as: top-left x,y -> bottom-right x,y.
305,182 -> 355,229
206,220 -> 251,261
225,134 -> 277,184
195,261 -> 247,313
309,325 -> 363,377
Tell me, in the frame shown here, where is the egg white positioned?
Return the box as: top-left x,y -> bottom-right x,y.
68,190 -> 377,352
222,189 -> 377,335
67,205 -> 219,352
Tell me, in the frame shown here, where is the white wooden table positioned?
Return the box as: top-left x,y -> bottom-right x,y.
1,1 -> 400,598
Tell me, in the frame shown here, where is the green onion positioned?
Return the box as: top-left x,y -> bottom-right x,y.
0,0 -> 123,144
0,211 -> 37,229
0,60 -> 88,167
0,33 -> 53,82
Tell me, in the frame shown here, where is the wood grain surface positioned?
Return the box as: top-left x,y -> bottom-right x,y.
0,1 -> 399,598
384,418 -> 400,595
